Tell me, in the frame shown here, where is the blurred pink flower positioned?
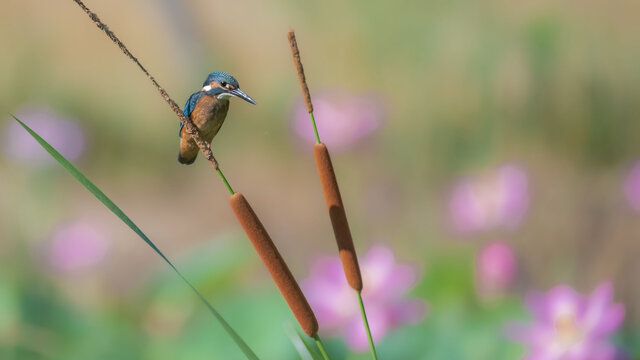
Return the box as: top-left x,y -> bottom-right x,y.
303,244 -> 426,351
449,164 -> 529,234
291,90 -> 383,152
507,282 -> 626,360
623,161 -> 640,211
476,241 -> 517,299
48,220 -> 109,272
2,105 -> 86,164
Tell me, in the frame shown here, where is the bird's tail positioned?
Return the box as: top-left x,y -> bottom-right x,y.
178,151 -> 197,165
178,137 -> 199,165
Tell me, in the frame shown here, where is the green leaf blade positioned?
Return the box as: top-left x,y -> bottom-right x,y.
12,115 -> 259,360
284,322 -> 324,360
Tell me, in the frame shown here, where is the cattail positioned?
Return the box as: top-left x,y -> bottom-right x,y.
288,29 -> 364,292
229,192 -> 319,337
288,28 -> 378,358
288,30 -> 313,114
313,144 -> 363,291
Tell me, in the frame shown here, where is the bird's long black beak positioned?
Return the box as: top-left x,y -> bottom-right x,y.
230,88 -> 257,105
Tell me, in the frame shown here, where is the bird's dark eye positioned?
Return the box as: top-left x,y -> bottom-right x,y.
220,81 -> 227,87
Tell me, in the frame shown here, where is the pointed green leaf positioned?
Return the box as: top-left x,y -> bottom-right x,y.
12,115 -> 259,360
284,322 -> 324,360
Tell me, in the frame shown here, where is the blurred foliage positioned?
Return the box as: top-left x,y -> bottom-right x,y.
1,0 -> 639,359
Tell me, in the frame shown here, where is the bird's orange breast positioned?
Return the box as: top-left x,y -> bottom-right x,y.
190,95 -> 230,140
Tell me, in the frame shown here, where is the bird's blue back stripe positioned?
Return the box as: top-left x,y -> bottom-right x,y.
180,91 -> 202,137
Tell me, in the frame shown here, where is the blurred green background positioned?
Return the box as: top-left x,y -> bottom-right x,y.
1,0 -> 639,359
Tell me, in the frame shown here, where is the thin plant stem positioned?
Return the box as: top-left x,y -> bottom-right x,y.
70,2 -> 322,357
217,168 -> 235,195
313,334 -> 331,360
289,29 -> 372,358
70,0 -> 229,178
309,112 -> 321,144
357,291 -> 378,360
72,0 -> 236,214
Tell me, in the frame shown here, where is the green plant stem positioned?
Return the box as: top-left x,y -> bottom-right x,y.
217,168 -> 235,195
309,112 -> 321,144
313,334 -> 331,360
357,291 -> 378,360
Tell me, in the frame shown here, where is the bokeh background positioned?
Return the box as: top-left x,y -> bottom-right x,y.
1,0 -> 639,359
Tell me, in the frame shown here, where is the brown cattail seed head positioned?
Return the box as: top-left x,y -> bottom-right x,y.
288,29 -> 314,114
313,143 -> 363,291
229,192 -> 319,337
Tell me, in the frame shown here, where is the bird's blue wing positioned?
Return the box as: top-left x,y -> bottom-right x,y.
179,91 -> 203,137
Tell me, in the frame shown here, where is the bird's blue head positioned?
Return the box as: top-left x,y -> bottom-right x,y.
201,71 -> 256,105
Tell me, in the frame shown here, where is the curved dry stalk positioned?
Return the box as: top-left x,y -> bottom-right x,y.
70,0 -> 323,347
71,0 -> 219,169
288,30 -> 313,114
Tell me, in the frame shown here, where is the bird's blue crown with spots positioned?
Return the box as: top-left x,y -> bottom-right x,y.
203,72 -> 239,89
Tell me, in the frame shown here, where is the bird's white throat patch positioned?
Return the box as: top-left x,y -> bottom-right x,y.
202,85 -> 212,91
217,93 -> 234,100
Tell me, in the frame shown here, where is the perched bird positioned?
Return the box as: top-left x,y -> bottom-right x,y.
178,71 -> 256,164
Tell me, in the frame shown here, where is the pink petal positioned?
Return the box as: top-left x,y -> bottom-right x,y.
592,304 -> 625,337
498,165 -> 529,229
344,305 -> 389,352
291,90 -> 382,152
361,245 -> 396,293
449,181 -> 482,234
48,221 -> 108,272
387,299 -> 427,325
526,285 -> 586,324
624,162 -> 640,211
381,264 -> 419,298
504,322 -> 554,346
3,106 -> 86,164
582,282 -> 625,336
307,256 -> 346,285
476,241 -> 517,296
570,340 -> 619,360
303,257 -> 355,329
302,244 -> 426,350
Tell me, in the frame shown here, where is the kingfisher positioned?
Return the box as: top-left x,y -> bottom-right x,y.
178,71 -> 256,164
